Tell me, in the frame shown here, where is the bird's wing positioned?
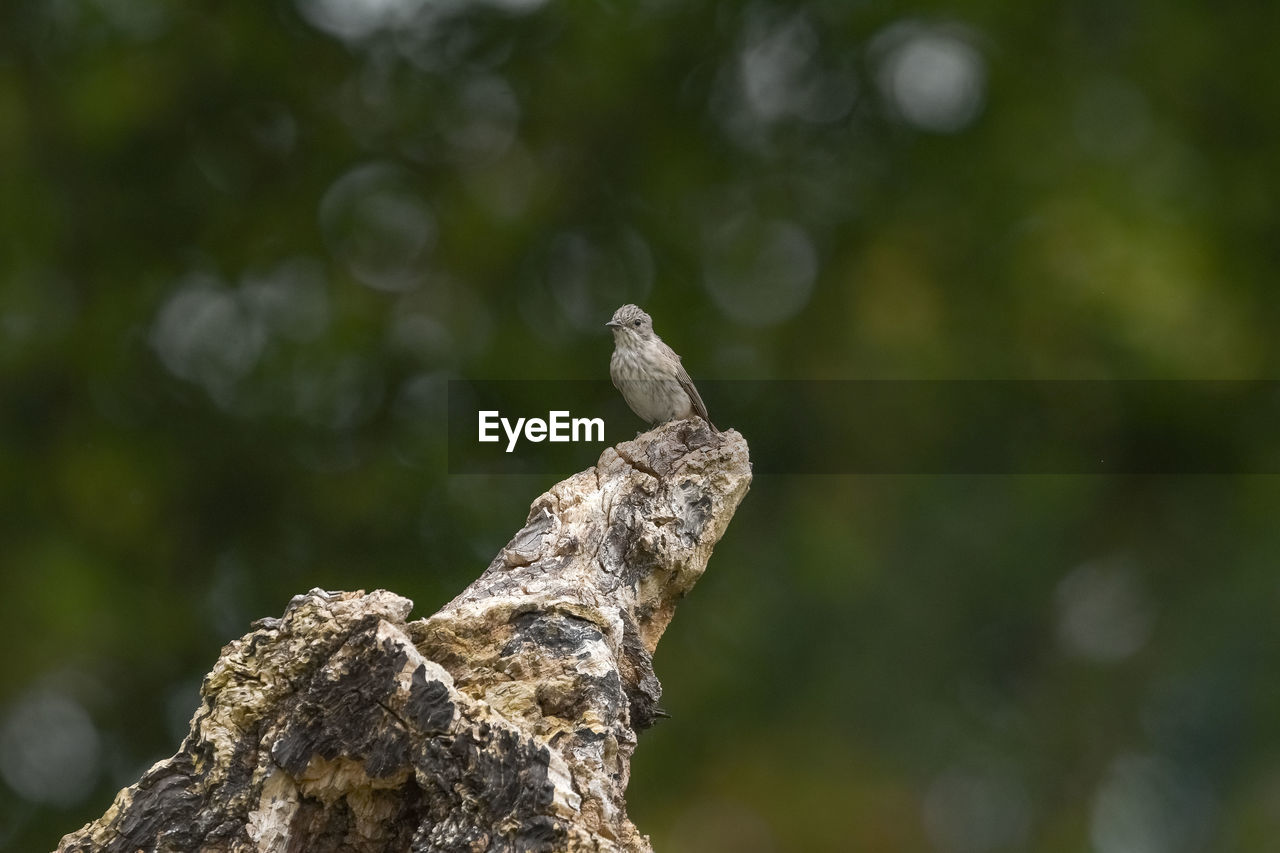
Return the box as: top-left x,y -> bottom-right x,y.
667,345 -> 719,433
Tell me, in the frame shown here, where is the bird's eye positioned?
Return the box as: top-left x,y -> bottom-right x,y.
632,319 -> 641,327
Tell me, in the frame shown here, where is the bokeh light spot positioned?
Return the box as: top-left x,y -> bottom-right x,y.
1054,557 -> 1154,662
1091,754 -> 1215,853
0,690 -> 101,807
150,273 -> 267,407
295,0 -> 427,41
319,161 -> 435,293
241,257 -> 330,342
712,9 -> 856,146
702,216 -> 816,327
874,23 -> 986,133
739,13 -> 819,123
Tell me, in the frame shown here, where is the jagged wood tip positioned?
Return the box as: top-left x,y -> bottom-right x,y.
58,419 -> 751,853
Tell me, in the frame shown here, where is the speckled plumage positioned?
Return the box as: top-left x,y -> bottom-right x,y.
606,304 -> 718,433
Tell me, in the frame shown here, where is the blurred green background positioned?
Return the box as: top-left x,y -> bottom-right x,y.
3,0 -> 1280,850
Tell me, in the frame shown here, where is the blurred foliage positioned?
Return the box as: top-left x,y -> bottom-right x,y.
3,0 -> 1280,850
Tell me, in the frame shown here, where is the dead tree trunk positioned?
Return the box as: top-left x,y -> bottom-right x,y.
58,420 -> 751,853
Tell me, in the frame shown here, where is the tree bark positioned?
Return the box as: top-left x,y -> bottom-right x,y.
58,420 -> 751,853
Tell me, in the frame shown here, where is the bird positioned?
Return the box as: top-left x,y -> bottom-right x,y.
606,304 -> 719,433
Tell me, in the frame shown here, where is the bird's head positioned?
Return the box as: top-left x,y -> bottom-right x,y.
606,304 -> 656,343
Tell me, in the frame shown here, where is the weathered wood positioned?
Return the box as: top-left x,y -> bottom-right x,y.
58,420 -> 751,853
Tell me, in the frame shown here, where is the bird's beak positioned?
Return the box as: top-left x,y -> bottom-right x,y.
605,321 -> 620,329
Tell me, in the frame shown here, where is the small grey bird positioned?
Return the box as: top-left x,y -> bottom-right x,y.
607,304 -> 719,433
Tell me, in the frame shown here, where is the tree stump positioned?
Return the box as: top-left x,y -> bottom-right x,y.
58,420 -> 751,852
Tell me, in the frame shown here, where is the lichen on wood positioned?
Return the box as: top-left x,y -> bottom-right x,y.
58,420 -> 751,853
